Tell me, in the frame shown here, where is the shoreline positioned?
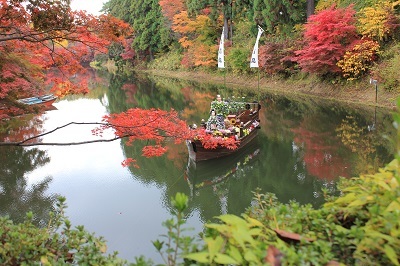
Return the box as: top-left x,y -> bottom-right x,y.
142,69 -> 399,110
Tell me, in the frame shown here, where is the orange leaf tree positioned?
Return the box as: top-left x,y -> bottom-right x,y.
172,11 -> 217,68
0,0 -> 131,100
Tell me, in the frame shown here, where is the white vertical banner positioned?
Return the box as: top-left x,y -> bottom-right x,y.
218,28 -> 225,68
250,25 -> 264,68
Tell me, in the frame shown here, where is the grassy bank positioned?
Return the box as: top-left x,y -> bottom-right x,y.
142,69 -> 399,110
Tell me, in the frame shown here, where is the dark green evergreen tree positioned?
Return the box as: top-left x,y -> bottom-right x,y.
258,0 -> 307,35
130,0 -> 172,60
104,0 -> 172,61
103,0 -> 132,22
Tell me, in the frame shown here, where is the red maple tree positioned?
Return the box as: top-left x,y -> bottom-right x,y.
93,108 -> 194,166
0,0 -> 132,102
294,5 -> 359,75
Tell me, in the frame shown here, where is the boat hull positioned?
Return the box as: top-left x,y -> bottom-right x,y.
187,127 -> 259,162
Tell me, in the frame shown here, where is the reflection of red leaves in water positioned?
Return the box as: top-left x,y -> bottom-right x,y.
121,84 -> 138,105
121,158 -> 139,168
0,116 -> 44,143
292,127 -> 351,180
180,90 -> 213,120
166,141 -> 187,168
142,145 -> 167,157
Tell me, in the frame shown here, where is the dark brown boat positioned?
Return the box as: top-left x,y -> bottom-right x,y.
187,100 -> 261,162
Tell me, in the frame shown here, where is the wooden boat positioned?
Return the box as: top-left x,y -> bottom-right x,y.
187,100 -> 261,162
17,94 -> 57,107
186,26 -> 264,161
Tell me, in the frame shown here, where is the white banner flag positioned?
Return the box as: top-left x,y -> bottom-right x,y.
218,28 -> 225,68
250,25 -> 264,68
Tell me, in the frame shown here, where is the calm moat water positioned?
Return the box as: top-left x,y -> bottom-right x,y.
0,71 -> 395,263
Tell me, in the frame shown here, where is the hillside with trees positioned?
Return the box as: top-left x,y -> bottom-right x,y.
100,0 -> 400,105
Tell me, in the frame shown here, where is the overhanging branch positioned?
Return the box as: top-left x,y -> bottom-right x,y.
0,120 -> 178,147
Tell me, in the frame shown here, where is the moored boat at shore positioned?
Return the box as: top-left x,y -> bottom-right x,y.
17,94 -> 58,107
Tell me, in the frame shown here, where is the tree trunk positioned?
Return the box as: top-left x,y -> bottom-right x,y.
306,0 -> 315,19
224,17 -> 229,40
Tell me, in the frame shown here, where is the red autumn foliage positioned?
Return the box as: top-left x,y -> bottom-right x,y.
120,38 -> 136,61
0,0 -> 132,102
259,39 -> 301,76
193,129 -> 239,150
294,5 -> 359,75
92,108 -> 241,166
159,0 -> 185,24
93,108 -> 194,165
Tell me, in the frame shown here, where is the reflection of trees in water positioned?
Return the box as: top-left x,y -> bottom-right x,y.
106,73 -> 192,114
0,146 -> 57,227
336,115 -> 393,174
185,141 -> 263,221
108,73 -> 395,222
261,95 -> 394,178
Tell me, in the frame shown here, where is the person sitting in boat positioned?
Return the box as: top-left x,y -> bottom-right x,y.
210,94 -> 227,129
206,109 -> 225,131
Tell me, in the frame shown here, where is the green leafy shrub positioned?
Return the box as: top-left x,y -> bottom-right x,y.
152,192 -> 198,266
0,197 -> 127,265
148,50 -> 183,71
226,47 -> 252,74
372,51 -> 400,91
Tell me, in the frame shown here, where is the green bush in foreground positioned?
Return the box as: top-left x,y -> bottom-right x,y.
0,197 -> 128,265
181,158 -> 399,265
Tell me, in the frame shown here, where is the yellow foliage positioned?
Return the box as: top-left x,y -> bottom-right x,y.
172,11 -> 211,49
55,39 -> 69,47
315,0 -> 341,12
358,1 -> 395,41
337,39 -> 380,80
172,11 -> 194,34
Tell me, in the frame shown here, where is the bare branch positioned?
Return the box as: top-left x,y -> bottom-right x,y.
0,120 -> 178,147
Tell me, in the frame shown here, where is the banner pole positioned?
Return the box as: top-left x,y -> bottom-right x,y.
258,68 -> 260,101
224,69 -> 226,89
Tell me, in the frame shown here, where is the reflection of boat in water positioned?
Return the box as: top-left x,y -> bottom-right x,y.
185,137 -> 261,195
186,100 -> 261,162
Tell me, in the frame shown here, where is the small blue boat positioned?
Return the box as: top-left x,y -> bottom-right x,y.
17,94 -> 58,106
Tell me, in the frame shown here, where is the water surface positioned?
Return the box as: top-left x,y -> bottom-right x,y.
0,72 -> 395,263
